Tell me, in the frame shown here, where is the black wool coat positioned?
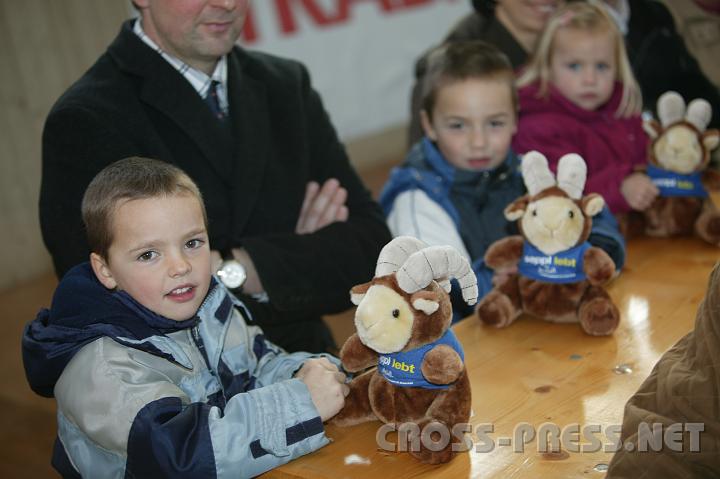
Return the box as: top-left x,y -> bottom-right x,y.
40,21 -> 391,352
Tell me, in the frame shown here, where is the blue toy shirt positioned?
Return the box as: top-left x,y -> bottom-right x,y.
646,165 -> 708,198
518,242 -> 591,283
378,329 -> 464,389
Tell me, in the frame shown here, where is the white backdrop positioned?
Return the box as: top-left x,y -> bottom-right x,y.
239,0 -> 471,141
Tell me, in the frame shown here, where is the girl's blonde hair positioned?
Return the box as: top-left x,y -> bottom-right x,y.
517,1 -> 641,117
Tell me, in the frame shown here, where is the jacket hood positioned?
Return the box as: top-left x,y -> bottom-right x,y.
22,263 -> 206,397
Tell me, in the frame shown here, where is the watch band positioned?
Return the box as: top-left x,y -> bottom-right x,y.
220,248 -> 235,262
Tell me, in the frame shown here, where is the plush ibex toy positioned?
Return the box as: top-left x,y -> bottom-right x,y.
332,236 -> 478,464
476,151 -> 619,336
638,91 -> 720,244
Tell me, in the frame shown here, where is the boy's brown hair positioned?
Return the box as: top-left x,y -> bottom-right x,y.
421,40 -> 518,119
81,157 -> 207,260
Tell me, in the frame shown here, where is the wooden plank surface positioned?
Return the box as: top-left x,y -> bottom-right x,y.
263,234 -> 719,479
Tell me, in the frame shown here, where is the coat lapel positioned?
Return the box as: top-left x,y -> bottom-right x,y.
225,50 -> 270,238
108,21 -> 234,182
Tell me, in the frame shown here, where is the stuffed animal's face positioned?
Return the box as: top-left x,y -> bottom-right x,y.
353,284 -> 415,354
653,124 -> 703,174
520,195 -> 585,255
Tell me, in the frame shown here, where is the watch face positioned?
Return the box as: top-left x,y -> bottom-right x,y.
218,261 -> 246,289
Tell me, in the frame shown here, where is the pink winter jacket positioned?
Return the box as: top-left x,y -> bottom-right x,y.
513,82 -> 648,214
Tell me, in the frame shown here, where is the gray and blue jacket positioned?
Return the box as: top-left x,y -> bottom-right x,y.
22,263 -> 332,478
380,139 -> 626,318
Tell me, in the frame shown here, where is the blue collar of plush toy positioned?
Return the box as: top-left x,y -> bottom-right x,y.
646,164 -> 708,198
518,241 -> 591,283
377,329 -> 464,390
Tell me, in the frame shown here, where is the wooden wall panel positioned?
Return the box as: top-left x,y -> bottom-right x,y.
0,0 -> 131,291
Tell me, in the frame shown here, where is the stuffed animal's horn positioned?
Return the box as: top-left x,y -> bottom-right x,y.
375,236 -> 427,277
657,91 -> 685,127
556,153 -> 587,200
396,245 -> 478,306
686,98 -> 712,132
521,151 -> 555,196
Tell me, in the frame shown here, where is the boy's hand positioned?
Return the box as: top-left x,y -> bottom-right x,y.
296,179 -> 349,234
621,173 -> 659,211
295,358 -> 349,421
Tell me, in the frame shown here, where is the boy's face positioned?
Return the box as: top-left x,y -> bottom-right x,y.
91,194 -> 211,321
421,78 -> 517,171
549,27 -> 617,111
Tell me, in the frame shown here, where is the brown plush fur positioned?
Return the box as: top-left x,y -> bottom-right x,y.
477,185 -> 619,335
630,115 -> 720,244
332,273 -> 471,464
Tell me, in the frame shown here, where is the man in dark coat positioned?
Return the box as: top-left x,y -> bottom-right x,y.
39,0 -> 391,353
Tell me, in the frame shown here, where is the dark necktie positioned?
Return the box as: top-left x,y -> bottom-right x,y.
204,80 -> 227,122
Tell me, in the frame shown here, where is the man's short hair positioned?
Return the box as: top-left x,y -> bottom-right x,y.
81,157 -> 206,259
421,40 -> 518,119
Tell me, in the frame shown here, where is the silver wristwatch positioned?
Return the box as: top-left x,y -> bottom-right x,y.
217,249 -> 247,291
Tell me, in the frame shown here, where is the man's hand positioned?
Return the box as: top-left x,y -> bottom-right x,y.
295,179 -> 349,234
295,357 -> 349,422
621,172 -> 659,211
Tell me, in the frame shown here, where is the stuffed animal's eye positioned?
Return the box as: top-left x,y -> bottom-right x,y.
568,210 -> 574,219
392,309 -> 400,318
532,209 -> 537,217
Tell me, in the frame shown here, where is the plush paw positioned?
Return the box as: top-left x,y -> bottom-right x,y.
407,419 -> 455,465
695,211 -> 720,246
476,291 -> 518,328
579,297 -> 619,336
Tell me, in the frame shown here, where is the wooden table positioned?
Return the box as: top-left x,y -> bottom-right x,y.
264,235 -> 719,478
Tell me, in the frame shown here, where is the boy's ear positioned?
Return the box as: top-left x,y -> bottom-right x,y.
90,252 -> 118,290
420,109 -> 437,141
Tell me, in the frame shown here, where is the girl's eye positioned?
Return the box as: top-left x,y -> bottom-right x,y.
596,62 -> 609,71
567,62 -> 580,71
138,251 -> 157,262
186,238 -> 205,249
490,120 -> 506,128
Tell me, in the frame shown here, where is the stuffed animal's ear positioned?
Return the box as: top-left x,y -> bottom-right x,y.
581,193 -> 605,217
703,130 -> 720,152
350,281 -> 372,305
410,290 -> 441,315
504,195 -> 529,221
438,279 -> 452,294
643,119 -> 662,140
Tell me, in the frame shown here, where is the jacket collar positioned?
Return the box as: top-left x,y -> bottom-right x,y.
21,262 -> 237,398
421,137 -> 519,185
520,81 -> 624,121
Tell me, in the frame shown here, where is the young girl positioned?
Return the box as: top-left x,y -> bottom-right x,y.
513,1 -> 657,215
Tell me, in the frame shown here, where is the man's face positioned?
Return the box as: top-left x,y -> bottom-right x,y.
92,194 -> 212,322
136,0 -> 250,73
421,78 -> 517,171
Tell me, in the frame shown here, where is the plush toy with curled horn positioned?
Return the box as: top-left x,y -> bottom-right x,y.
331,236 -> 478,464
634,91 -> 720,244
476,151 -> 619,336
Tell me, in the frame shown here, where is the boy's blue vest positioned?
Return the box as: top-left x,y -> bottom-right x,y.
518,242 -> 591,283
378,329 -> 464,389
646,165 -> 708,198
